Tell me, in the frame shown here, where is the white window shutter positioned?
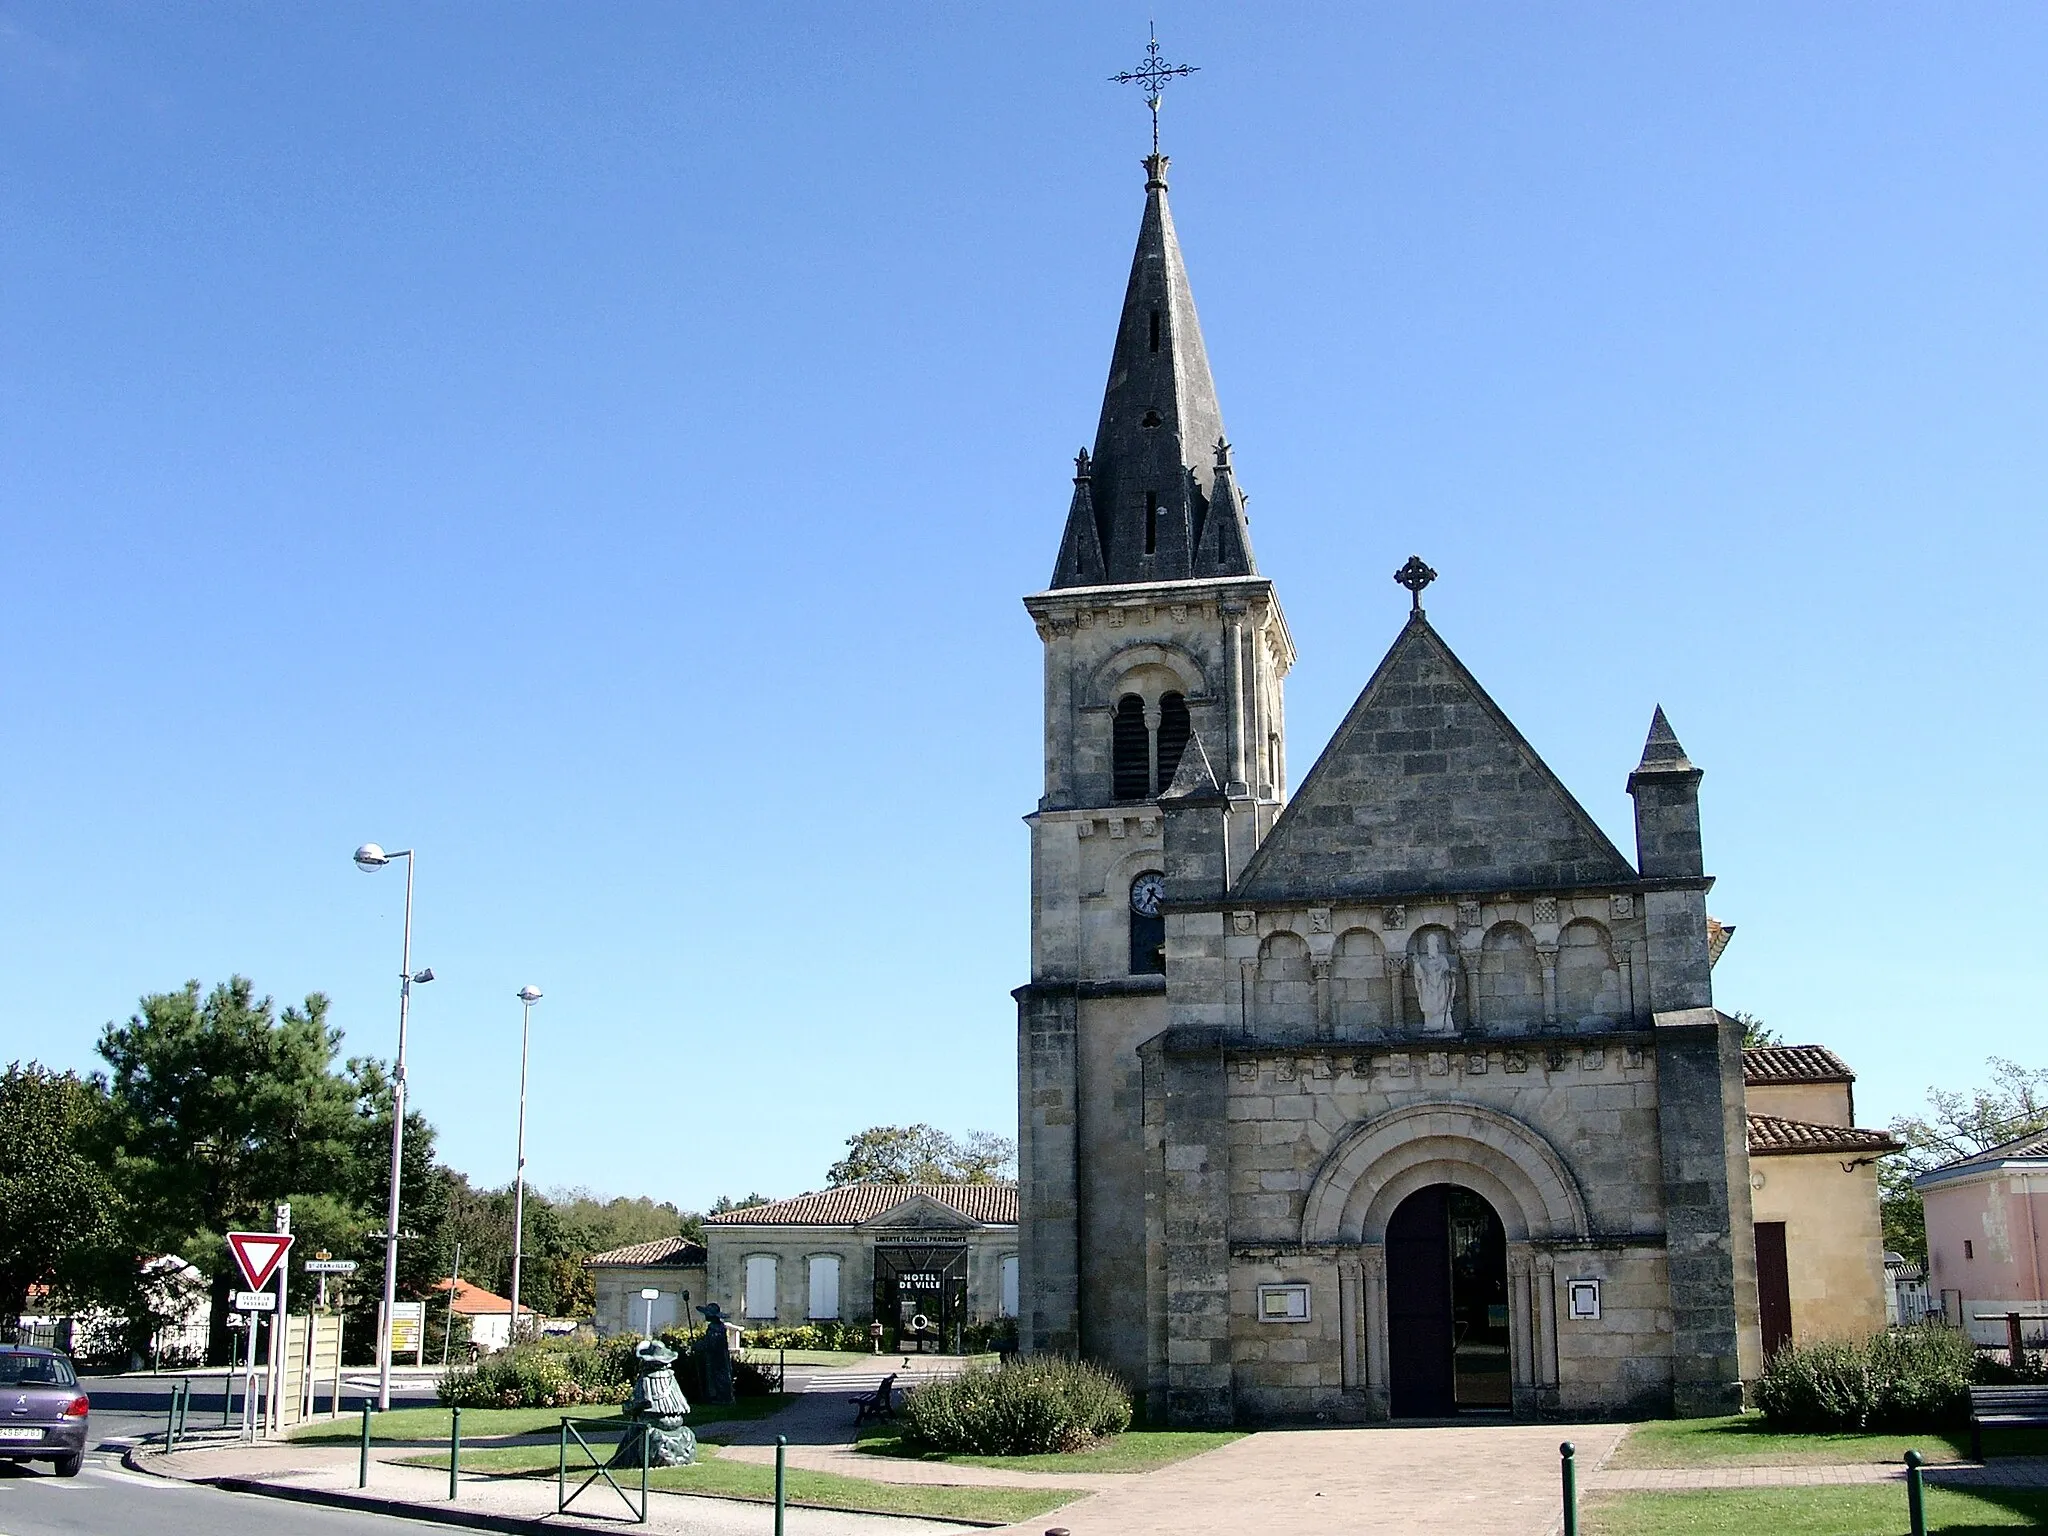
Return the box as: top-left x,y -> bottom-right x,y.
808,1256 -> 840,1320
1001,1255 -> 1019,1319
744,1255 -> 778,1319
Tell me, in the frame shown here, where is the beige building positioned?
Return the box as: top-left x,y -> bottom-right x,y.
1741,1045 -> 1898,1356
701,1186 -> 1018,1351
584,1237 -> 708,1338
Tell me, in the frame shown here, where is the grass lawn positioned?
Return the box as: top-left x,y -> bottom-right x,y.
1611,1414 -> 2048,1469
1585,1485 -> 2048,1534
402,1442 -> 1085,1525
855,1423 -> 1243,1474
290,1395 -> 790,1445
736,1349 -> 876,1369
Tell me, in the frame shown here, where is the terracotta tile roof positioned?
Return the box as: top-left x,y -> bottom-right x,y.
1744,1045 -> 1855,1086
1747,1114 -> 1900,1157
700,1184 -> 1019,1228
433,1278 -> 533,1316
582,1237 -> 707,1270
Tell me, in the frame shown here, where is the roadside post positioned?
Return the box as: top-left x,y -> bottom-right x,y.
268,1203 -> 291,1437
1905,1449 -> 1927,1536
448,1405 -> 463,1499
225,1226 -> 294,1441
359,1401 -> 373,1487
1560,1441 -> 1578,1536
775,1434 -> 787,1536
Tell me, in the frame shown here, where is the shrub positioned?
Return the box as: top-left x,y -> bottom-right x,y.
719,1319 -> 874,1353
1757,1326 -> 1975,1431
901,1356 -> 1132,1455
438,1338 -> 632,1410
961,1318 -> 1019,1356
651,1328 -> 783,1397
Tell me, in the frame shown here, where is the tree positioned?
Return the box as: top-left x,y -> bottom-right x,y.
95,978 -> 442,1363
825,1125 -> 1016,1186
1731,1011 -> 1781,1048
0,1064 -> 124,1318
1882,1057 -> 2048,1267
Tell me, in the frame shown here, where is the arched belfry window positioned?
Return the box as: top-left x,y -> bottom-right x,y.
1113,690 -> 1192,802
1112,695 -> 1151,801
1157,693 -> 1190,789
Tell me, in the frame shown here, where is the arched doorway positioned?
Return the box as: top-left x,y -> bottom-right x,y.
1386,1184 -> 1511,1416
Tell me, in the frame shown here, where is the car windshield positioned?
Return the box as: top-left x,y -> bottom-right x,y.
0,1353 -> 77,1387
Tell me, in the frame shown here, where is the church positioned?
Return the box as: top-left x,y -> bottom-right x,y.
1014,150 -> 1766,1425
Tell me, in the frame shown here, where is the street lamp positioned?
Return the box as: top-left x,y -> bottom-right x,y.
354,842 -> 433,1412
508,985 -> 542,1344
640,1289 -> 660,1340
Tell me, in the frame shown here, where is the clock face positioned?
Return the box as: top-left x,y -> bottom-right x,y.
1130,872 -> 1166,917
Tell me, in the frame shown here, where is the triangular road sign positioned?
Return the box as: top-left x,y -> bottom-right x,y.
226,1232 -> 294,1292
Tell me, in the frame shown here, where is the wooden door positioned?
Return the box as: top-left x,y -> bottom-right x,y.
1388,1186 -> 1455,1417
1755,1221 -> 1793,1361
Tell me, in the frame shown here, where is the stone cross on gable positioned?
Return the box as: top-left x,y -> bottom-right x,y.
1394,555 -> 1438,614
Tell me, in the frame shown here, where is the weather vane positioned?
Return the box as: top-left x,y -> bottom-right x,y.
1110,24 -> 1199,156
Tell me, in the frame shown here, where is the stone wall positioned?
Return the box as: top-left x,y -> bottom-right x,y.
702,1228 -> 1014,1330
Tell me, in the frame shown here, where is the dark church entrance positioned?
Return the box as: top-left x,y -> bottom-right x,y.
873,1242 -> 968,1353
1386,1184 -> 1512,1416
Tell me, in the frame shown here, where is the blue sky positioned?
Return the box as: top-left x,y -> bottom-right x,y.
3,4 -> 2042,1211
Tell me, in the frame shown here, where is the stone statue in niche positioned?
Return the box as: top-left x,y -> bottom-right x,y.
1413,931 -> 1458,1036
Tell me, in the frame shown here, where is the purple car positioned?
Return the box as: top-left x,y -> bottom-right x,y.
0,1348 -> 88,1477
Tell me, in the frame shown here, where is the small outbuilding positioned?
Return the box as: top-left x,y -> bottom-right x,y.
701,1185 -> 1018,1352
1915,1127 -> 2048,1347
583,1237 -> 709,1338
433,1278 -> 537,1353
1743,1044 -> 1901,1356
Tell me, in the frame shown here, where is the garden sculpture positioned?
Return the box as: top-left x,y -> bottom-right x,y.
610,1337 -> 696,1468
696,1302 -> 736,1405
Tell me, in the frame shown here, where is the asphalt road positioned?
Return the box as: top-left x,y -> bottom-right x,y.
75,1370 -> 441,1449
0,1371 -> 450,1535
0,1454 -> 445,1535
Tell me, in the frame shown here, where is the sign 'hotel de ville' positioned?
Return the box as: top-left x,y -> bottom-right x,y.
1014,124 -> 1760,1422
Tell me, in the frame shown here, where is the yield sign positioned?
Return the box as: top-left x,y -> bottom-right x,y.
226,1232 -> 294,1292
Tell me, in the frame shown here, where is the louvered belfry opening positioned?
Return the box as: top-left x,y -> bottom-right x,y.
1156,693 -> 1191,790
1112,695 -> 1151,801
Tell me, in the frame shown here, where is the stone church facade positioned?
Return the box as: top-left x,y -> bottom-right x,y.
1016,153 -> 1761,1425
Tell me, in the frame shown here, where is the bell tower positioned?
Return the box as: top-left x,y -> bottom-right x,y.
1015,150 -> 1293,1373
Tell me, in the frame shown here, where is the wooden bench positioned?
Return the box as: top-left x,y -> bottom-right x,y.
852,1372 -> 899,1426
1968,1385 -> 2048,1460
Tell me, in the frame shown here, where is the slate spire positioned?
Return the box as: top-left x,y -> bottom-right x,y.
1633,705 -> 1694,772
1050,155 -> 1257,588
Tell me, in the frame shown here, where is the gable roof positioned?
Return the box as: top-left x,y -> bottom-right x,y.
1744,1045 -> 1855,1086
699,1184 -> 1017,1228
1232,614 -> 1637,901
582,1237 -> 707,1270
1746,1114 -> 1899,1157
1915,1126 -> 2048,1189
434,1278 -> 534,1316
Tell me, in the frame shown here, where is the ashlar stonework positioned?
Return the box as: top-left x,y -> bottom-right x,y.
1016,151 -> 1761,1426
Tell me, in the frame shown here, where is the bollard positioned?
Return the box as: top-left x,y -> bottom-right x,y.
1905,1449 -> 1927,1536
1560,1441 -> 1578,1536
359,1401 -> 373,1488
775,1434 -> 787,1536
449,1405 -> 462,1500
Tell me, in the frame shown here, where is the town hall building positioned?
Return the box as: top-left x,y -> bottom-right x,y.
1015,150 -> 1767,1424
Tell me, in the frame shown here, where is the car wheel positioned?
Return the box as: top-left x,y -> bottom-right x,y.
53,1453 -> 83,1478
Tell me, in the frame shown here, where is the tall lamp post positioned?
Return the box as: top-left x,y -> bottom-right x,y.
354,842 -> 433,1412
508,985 -> 542,1344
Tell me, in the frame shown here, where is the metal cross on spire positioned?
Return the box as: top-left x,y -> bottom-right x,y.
1110,24 -> 1199,156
